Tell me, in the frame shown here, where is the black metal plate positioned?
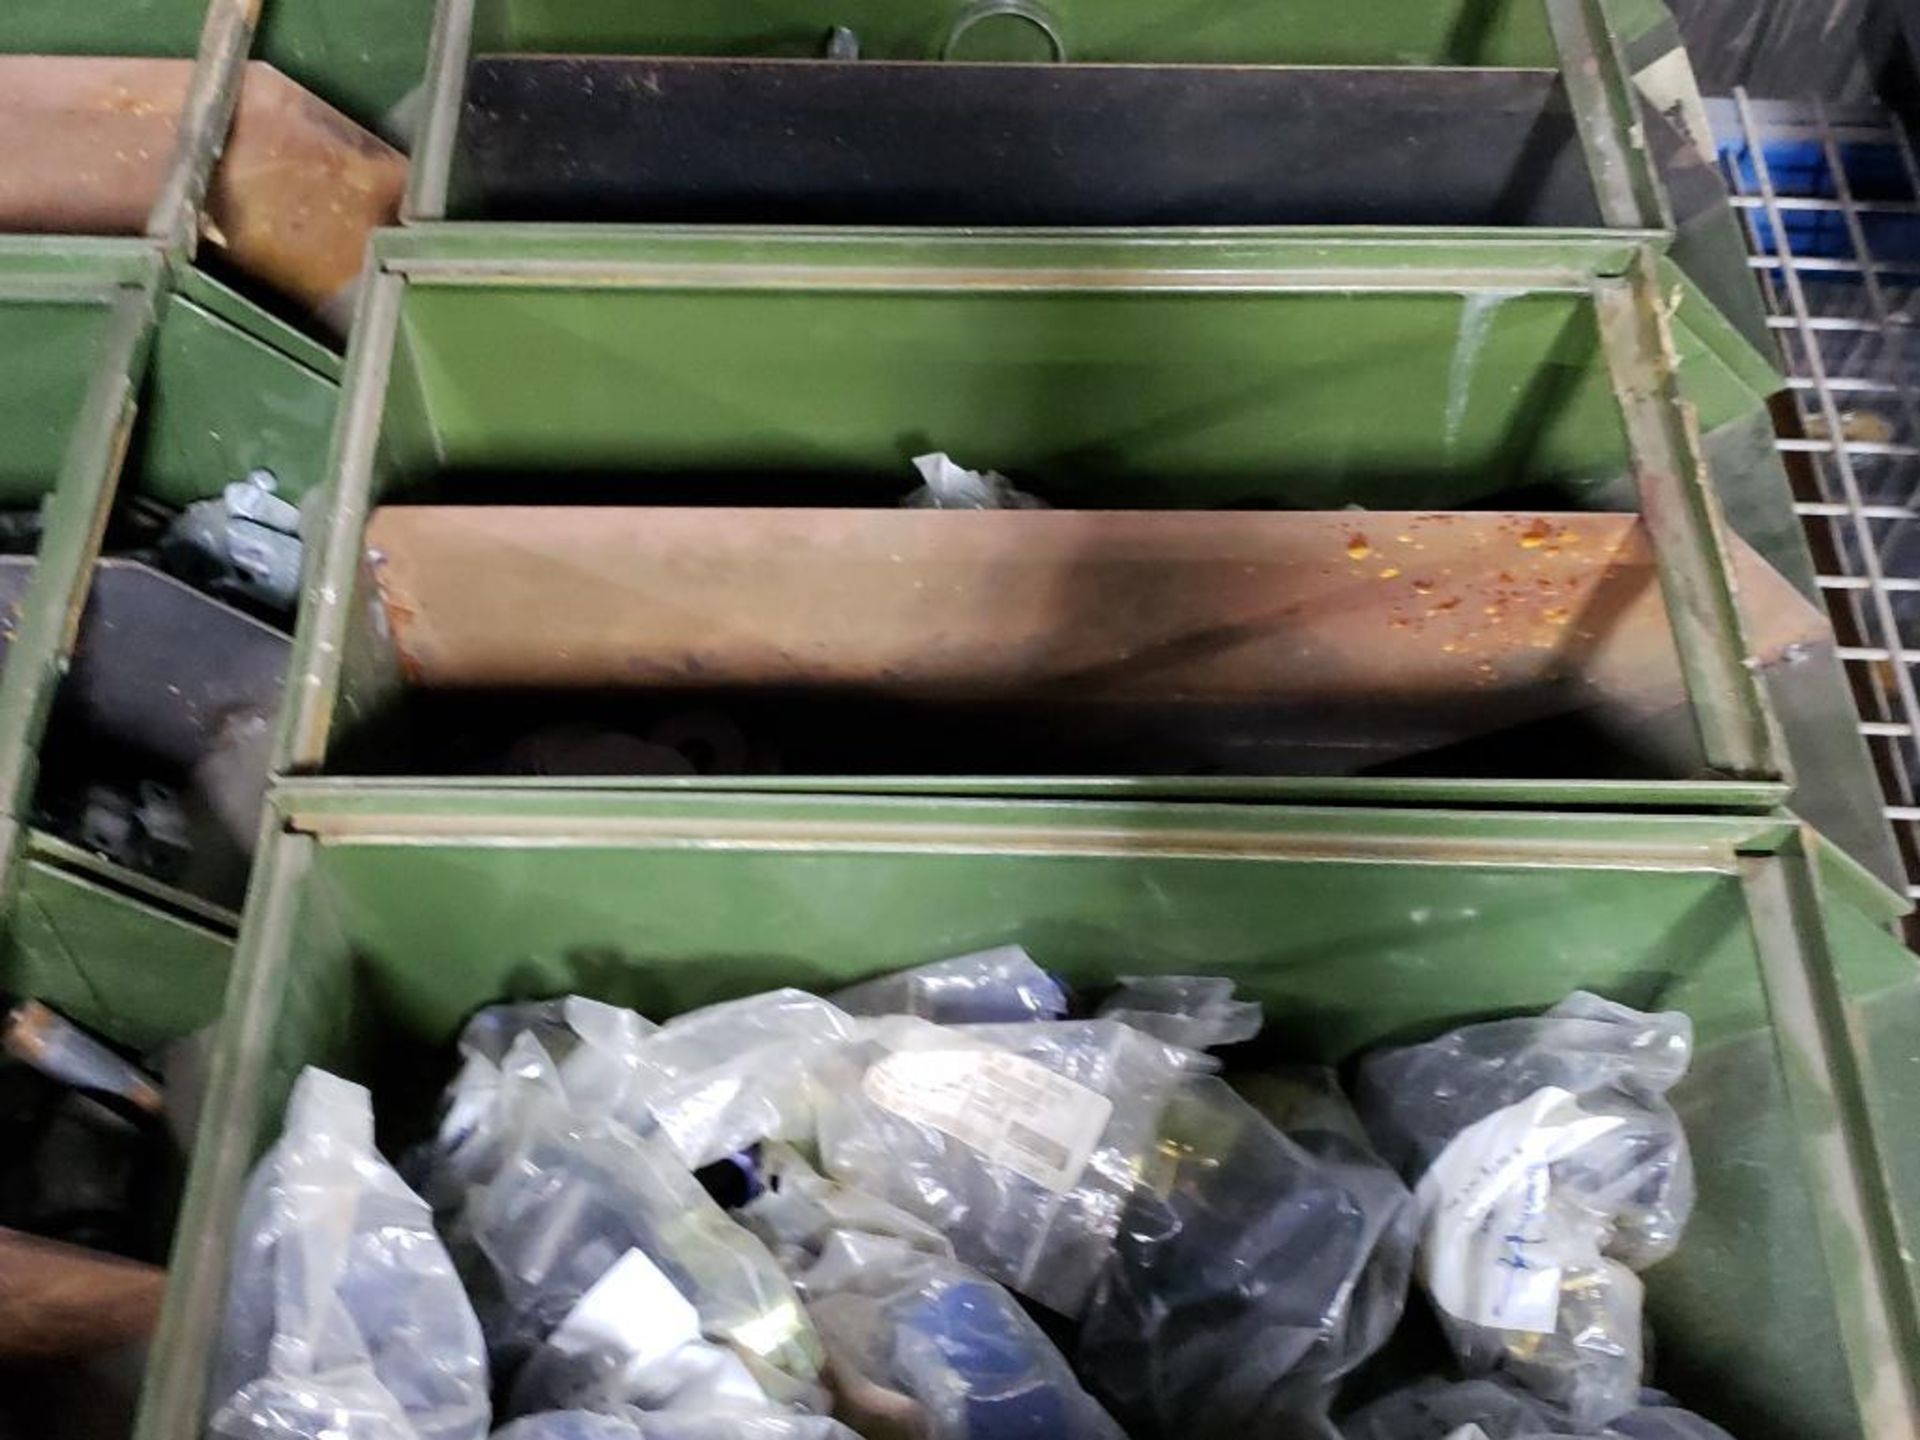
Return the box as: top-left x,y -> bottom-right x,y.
455,57 -> 1603,227
0,557 -> 289,775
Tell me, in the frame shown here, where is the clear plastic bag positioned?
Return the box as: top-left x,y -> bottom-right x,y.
903,453 -> 1047,510
1077,1072 -> 1415,1440
1094,975 -> 1262,1050
832,946 -> 1070,1026
419,997 -> 658,1209
740,1143 -> 956,1274
207,1068 -> 490,1440
818,1019 -> 1195,1316
423,991 -> 859,1183
799,1230 -> 1126,1440
621,990 -> 863,1168
1355,993 -> 1696,1428
1341,1377 -> 1735,1440
494,1413 -> 862,1440
454,1037 -> 823,1415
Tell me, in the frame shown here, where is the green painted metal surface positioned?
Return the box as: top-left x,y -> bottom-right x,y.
376,236 -> 1770,509
0,248 -> 162,826
135,796 -> 1917,1440
0,0 -> 210,57
1,853 -> 233,1053
271,231 -> 1802,799
471,0 -> 1558,65
256,0 -> 435,133
396,284 -> 1634,504
0,251 -> 335,1065
0,300 -> 118,506
134,274 -> 343,508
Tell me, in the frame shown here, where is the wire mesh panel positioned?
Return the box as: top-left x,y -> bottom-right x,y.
1717,93 -> 1920,902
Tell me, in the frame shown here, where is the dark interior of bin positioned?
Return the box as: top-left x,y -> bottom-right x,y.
310,277 -> 1758,784
216,819 -> 1902,1440
26,288 -> 327,910
449,0 -> 1598,227
449,60 -> 1604,228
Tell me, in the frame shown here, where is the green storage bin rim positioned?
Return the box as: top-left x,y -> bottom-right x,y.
271,778 -> 1901,921
374,220 -> 1661,284
371,223 -> 1777,411
172,263 -> 344,381
137,790 -> 1920,1440
0,235 -> 165,297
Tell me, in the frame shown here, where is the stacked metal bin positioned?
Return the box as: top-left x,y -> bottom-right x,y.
0,0 -> 429,1389
0,0 -> 441,1007
3,1 -> 1909,1438
0,240 -> 336,1054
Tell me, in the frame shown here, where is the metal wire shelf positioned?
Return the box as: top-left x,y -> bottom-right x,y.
1716,91 -> 1920,900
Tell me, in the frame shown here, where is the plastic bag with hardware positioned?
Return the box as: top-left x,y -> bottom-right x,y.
1077,1072 -> 1415,1440
818,1019 -> 1196,1316
1094,975 -> 1262,1050
1342,1377 -> 1735,1440
207,1067 -> 490,1440
492,1411 -> 862,1440
739,1143 -> 956,1274
422,989 -> 861,1191
1356,993 -> 1696,1428
453,1036 -> 823,1416
800,1231 -> 1126,1440
903,452 -> 1046,510
418,996 -> 658,1208
832,946 -> 1070,1026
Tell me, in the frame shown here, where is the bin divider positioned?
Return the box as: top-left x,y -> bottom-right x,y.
146,0 -> 260,259
1741,843 -> 1920,1438
1595,250 -> 1785,778
0,283 -> 155,824
275,268 -> 404,775
131,828 -> 317,1440
404,0 -> 476,224
1544,0 -> 1671,232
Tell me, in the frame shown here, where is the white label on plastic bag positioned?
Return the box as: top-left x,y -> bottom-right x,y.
1413,1085 -> 1626,1334
549,1247 -> 703,1366
862,1047 -> 1113,1193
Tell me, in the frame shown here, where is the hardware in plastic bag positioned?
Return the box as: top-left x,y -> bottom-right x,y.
903,452 -> 1046,510
423,990 -> 860,1189
1094,975 -> 1262,1050
1077,1072 -> 1415,1440
803,1230 -> 1126,1440
832,947 -> 1070,1026
818,1019 -> 1195,1316
420,997 -> 658,1207
1341,1376 -> 1736,1440
492,1410 -> 862,1440
207,1067 -> 491,1440
615,989 -> 863,1168
452,1037 -> 823,1414
1355,993 -> 1696,1428
740,1143 -> 956,1273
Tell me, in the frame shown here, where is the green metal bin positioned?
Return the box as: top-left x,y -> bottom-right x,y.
0,240 -> 338,1049
136,789 -> 1920,1440
278,227 -> 1823,811
407,0 -> 1668,237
